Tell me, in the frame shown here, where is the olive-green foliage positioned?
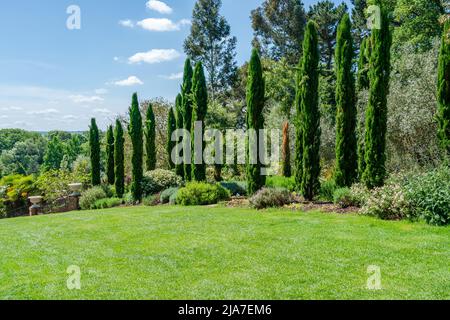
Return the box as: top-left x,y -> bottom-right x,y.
363,1 -> 392,189
89,118 -> 101,186
176,182 -> 230,206
437,20 -> 450,157
106,125 -> 115,185
114,120 -> 125,198
334,14 -> 357,187
42,135 -> 64,172
142,194 -> 160,207
174,94 -> 185,178
145,103 -> 157,171
265,176 -> 295,192
295,21 -> 321,200
319,179 -> 337,202
160,187 -> 179,204
129,93 -> 144,201
141,169 -> 182,196
182,59 -> 194,181
219,181 -> 247,196
79,186 -> 107,210
333,187 -> 357,208
91,198 -> 122,210
166,107 -> 177,169
249,187 -> 293,210
246,49 -> 266,195
191,62 -> 208,181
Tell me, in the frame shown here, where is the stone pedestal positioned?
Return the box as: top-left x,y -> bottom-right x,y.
68,194 -> 80,211
28,196 -> 43,216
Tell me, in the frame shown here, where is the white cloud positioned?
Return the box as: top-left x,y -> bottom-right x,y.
128,49 -> 181,64
160,72 -> 183,80
0,115 -> 8,119
93,108 -> 111,115
119,19 -> 134,28
113,56 -> 120,62
146,0 -> 173,14
14,121 -> 31,127
1,106 -> 23,111
137,18 -> 190,32
69,95 -> 104,103
114,76 -> 144,86
62,115 -> 78,120
27,108 -> 59,115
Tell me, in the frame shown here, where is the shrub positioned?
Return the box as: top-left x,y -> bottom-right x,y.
176,182 -> 230,206
219,181 -> 247,196
361,183 -> 412,221
143,194 -> 159,206
169,191 -> 178,205
333,188 -> 356,208
160,188 -> 179,204
319,179 -> 337,202
123,192 -> 135,206
249,188 -> 293,210
91,197 -> 122,210
142,169 -> 182,196
404,167 -> 450,226
266,176 -> 295,192
349,183 -> 370,207
79,187 -> 107,210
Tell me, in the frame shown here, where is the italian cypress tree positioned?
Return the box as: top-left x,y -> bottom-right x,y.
334,14 -> 357,187
438,20 -> 450,157
282,122 -> 291,177
191,62 -> 208,181
294,56 -> 304,192
174,93 -> 185,178
114,119 -> 125,198
144,103 -> 156,171
356,37 -> 370,91
297,21 -> 320,200
129,93 -> 143,201
167,107 -> 177,169
89,118 -> 101,186
106,125 -> 115,185
182,59 -> 194,181
363,2 -> 392,189
246,49 -> 266,195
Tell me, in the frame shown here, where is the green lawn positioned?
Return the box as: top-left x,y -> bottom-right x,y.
0,206 -> 449,300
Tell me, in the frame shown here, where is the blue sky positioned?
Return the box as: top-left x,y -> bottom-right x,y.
0,0 -> 351,131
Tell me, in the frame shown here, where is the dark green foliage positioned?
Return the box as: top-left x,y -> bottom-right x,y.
357,37 -> 370,91
249,187 -> 293,210
219,181 -> 247,196
160,187 -> 179,204
250,0 -> 307,65
319,179 -> 337,202
182,59 -> 193,181
129,93 -> 144,201
91,198 -> 122,210
246,49 -> 266,195
114,120 -> 125,198
295,21 -> 321,200
191,62 -> 208,181
89,118 -> 101,186
334,14 -> 357,187
166,107 -> 177,169
79,186 -> 107,210
106,125 -> 115,185
174,94 -> 185,178
437,21 -> 450,157
144,103 -> 156,171
363,2 -> 392,189
42,136 -> 64,172
282,122 -> 291,177
351,0 -> 368,48
184,0 -> 238,99
266,176 -> 295,192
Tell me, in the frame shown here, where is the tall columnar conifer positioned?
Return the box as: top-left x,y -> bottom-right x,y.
246,49 -> 266,195
129,93 -> 143,201
106,125 -> 115,185
114,119 -> 125,198
174,93 -> 185,178
356,37 -> 370,91
437,20 -> 450,157
295,21 -> 320,200
89,118 -> 101,186
363,2 -> 392,189
191,62 -> 208,181
282,122 -> 291,177
334,14 -> 357,187
145,103 -> 156,171
167,107 -> 177,169
182,59 -> 194,181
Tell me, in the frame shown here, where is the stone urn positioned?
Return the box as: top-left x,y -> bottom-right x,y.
68,183 -> 82,210
68,183 -> 83,197
28,196 -> 43,216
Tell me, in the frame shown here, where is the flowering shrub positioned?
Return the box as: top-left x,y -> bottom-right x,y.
249,188 -> 293,210
142,169 -> 182,196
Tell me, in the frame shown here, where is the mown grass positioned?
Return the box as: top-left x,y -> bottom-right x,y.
0,206 -> 448,300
